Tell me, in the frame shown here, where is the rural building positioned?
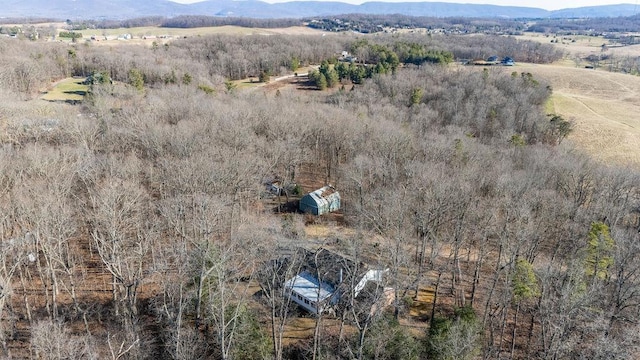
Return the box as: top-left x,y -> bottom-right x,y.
264,177 -> 284,196
284,248 -> 388,314
501,57 -> 515,66
299,185 -> 340,215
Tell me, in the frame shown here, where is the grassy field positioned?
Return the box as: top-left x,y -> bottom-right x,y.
40,77 -> 89,102
518,32 -> 640,64
512,62 -> 640,167
62,25 -> 327,47
510,32 -> 640,168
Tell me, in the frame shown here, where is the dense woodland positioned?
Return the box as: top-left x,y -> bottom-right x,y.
0,30 -> 639,360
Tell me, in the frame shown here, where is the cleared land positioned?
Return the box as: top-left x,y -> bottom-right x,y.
40,77 -> 88,102
59,25 -> 326,47
518,32 -> 640,60
507,33 -> 640,168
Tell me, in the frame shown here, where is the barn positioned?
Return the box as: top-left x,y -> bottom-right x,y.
298,185 -> 340,215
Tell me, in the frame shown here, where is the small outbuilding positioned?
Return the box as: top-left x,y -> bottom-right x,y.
299,185 -> 340,215
501,57 -> 515,66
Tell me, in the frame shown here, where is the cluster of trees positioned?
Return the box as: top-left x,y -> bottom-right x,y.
58,31 -> 83,39
160,16 -> 301,29
308,40 -> 454,89
74,16 -> 303,30
393,42 -> 454,65
306,14 -> 527,34
0,28 -> 639,360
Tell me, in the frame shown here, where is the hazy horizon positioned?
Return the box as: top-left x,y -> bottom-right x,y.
169,0 -> 635,12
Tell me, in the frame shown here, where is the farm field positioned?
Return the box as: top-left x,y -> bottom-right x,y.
518,32 -> 640,59
58,24 -> 326,47
510,34 -> 640,168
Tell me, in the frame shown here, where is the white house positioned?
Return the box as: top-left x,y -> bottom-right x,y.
285,270 -> 336,314
284,248 -> 388,315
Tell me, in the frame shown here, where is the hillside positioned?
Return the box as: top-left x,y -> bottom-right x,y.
0,27 -> 639,359
0,0 -> 636,19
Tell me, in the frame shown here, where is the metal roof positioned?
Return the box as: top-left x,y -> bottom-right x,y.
285,271 -> 335,303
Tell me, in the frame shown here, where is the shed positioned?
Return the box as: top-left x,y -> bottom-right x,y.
501,57 -> 515,66
299,185 -> 340,215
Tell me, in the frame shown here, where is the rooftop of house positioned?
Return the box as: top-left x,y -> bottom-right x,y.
305,185 -> 338,200
285,270 -> 335,303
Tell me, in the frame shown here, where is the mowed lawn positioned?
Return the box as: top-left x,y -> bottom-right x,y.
41,77 -> 89,102
515,62 -> 640,168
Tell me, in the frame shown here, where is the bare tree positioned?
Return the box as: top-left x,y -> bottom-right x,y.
30,320 -> 96,360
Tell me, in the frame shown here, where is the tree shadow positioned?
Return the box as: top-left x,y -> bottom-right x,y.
272,199 -> 300,214
64,90 -> 87,96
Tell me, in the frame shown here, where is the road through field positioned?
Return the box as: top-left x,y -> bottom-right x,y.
515,63 -> 640,168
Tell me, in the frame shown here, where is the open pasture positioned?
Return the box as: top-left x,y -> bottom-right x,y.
514,62 -> 640,167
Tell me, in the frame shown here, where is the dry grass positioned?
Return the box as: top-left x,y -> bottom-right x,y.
518,32 -> 640,63
408,287 -> 435,319
281,317 -> 347,346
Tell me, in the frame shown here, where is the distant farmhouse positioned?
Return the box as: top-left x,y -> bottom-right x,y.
299,185 -> 340,215
471,56 -> 515,66
284,248 -> 389,315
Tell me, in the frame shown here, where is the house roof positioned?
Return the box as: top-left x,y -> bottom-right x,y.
285,270 -> 335,303
304,186 -> 340,206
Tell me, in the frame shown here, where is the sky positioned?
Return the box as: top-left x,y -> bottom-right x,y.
170,0 -> 633,11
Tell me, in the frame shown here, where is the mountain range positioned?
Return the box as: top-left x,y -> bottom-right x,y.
2,0 -> 638,20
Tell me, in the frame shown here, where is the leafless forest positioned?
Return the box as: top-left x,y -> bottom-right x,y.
0,31 -> 639,360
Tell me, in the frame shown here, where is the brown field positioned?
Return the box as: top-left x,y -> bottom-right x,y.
30,25 -> 640,168
518,32 -> 640,58
46,24 -> 328,47
510,61 -> 640,168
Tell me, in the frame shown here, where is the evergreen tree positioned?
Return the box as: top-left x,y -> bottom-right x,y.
585,221 -> 614,281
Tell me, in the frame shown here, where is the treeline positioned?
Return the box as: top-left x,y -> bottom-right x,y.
306,14 -> 528,34
0,17 -> 59,25
529,14 -> 640,34
77,15 -> 302,29
58,31 -> 83,39
160,15 -> 301,29
83,16 -> 166,29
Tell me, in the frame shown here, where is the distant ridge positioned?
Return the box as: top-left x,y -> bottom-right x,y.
0,0 -> 636,20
